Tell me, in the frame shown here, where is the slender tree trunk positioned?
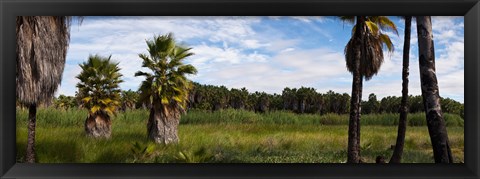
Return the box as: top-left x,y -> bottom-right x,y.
390,16 -> 412,163
356,76 -> 363,161
148,103 -> 180,144
347,16 -> 365,163
84,112 -> 112,138
416,16 -> 453,163
25,104 -> 37,163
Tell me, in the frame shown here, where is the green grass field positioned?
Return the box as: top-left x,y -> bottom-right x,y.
16,108 -> 464,163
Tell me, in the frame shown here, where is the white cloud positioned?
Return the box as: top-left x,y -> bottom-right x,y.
58,16 -> 464,103
241,39 -> 269,49
192,48 -> 348,94
291,16 -> 331,23
280,48 -> 295,53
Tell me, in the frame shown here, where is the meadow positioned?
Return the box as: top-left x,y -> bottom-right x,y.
16,108 -> 464,163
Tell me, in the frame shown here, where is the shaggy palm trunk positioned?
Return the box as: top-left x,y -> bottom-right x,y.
299,100 -> 306,113
316,102 -> 323,115
390,16 -> 412,163
291,99 -> 298,112
25,104 -> 37,163
416,16 -> 453,163
347,16 -> 365,163
148,102 -> 180,144
85,113 -> 112,138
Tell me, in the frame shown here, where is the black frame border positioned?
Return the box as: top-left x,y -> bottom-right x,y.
1,0 -> 479,178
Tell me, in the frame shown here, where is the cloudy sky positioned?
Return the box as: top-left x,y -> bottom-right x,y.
59,16 -> 464,103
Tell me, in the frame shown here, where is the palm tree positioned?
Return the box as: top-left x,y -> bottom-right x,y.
230,88 -> 249,110
212,86 -> 229,111
135,33 -> 197,144
341,16 -> 397,163
76,54 -> 123,138
54,94 -> 77,110
121,90 -> 139,111
254,92 -> 270,113
390,16 -> 412,163
415,16 -> 453,163
16,16 -> 79,163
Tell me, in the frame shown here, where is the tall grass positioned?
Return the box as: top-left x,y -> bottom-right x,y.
15,107 -> 464,163
17,107 -> 464,127
181,109 -> 463,127
16,123 -> 464,163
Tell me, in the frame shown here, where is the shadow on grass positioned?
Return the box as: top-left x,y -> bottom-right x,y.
93,149 -> 130,163
35,140 -> 80,163
16,141 -> 26,162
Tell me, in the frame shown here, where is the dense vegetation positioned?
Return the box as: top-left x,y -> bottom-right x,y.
16,107 -> 464,163
47,83 -> 464,119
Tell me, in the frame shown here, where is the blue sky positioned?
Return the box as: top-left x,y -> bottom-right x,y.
59,16 -> 464,103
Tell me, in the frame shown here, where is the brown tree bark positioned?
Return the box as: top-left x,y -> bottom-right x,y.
416,16 -> 453,163
25,103 -> 37,163
390,16 -> 412,163
147,102 -> 180,144
347,16 -> 365,163
85,113 -> 112,138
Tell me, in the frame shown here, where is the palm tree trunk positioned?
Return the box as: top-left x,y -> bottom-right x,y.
416,16 -> 453,163
25,103 -> 37,163
148,102 -> 180,144
356,75 -> 363,161
390,16 -> 412,163
300,100 -> 306,113
347,16 -> 365,163
292,99 -> 298,112
84,113 -> 112,138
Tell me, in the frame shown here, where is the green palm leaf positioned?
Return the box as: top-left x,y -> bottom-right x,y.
136,33 -> 197,113
76,54 -> 123,117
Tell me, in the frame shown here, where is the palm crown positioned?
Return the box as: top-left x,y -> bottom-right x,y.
341,16 -> 398,80
135,33 -> 197,112
76,54 -> 123,116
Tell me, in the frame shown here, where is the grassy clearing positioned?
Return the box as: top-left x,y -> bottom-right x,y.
16,108 -> 464,163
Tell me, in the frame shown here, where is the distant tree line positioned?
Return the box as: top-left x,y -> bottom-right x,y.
187,83 -> 464,118
31,82 -> 464,118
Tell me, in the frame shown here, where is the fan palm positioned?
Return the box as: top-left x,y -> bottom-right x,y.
16,16 -> 80,163
54,94 -> 77,110
76,54 -> 123,138
341,16 -> 398,163
230,88 -> 249,110
121,90 -> 139,111
135,33 -> 197,144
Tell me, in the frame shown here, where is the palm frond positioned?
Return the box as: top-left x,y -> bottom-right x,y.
371,16 -> 399,35
76,54 -> 123,117
135,32 -> 197,112
379,33 -> 394,52
339,16 -> 355,24
365,21 -> 380,36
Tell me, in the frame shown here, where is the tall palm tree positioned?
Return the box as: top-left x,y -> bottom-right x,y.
76,54 -> 123,138
390,16 -> 412,163
341,16 -> 397,163
16,16 -> 79,163
135,33 -> 197,144
415,16 -> 453,163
